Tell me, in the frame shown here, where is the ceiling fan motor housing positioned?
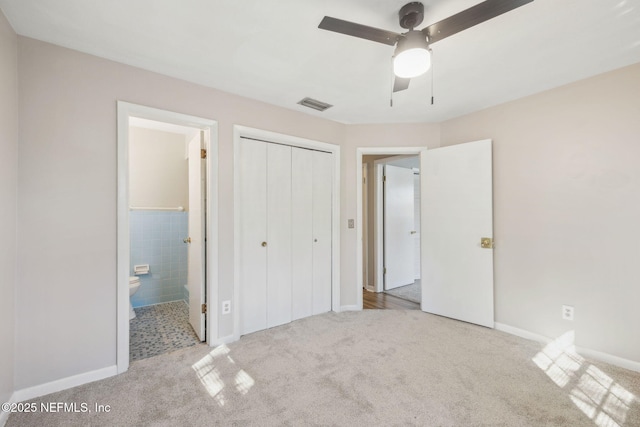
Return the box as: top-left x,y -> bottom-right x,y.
399,2 -> 424,29
395,30 -> 429,53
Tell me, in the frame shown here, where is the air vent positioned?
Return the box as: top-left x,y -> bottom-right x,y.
297,97 -> 333,112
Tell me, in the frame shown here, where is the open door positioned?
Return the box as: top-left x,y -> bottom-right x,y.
384,164 -> 415,290
187,132 -> 206,341
420,140 -> 494,328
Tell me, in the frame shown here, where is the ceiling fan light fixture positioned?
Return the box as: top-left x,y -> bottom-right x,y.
393,47 -> 430,78
393,30 -> 431,78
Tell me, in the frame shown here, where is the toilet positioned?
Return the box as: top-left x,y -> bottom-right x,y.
129,276 -> 141,320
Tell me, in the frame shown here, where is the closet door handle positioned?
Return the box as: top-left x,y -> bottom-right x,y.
261,241 -> 267,247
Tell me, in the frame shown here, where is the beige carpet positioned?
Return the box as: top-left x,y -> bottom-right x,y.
7,310 -> 640,426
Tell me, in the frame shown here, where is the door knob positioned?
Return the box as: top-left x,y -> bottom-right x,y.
480,237 -> 493,249
261,241 -> 267,247
183,237 -> 191,244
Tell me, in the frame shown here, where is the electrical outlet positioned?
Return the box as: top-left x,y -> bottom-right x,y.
562,305 -> 574,321
222,300 -> 231,315
348,219 -> 355,229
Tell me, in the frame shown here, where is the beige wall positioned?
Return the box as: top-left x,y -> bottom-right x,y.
129,127 -> 189,210
441,62 -> 640,362
16,36 -> 344,390
0,9 -> 17,407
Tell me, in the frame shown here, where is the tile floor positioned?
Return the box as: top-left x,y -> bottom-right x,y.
129,301 -> 201,362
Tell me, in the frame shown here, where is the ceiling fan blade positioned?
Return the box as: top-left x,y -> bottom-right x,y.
423,0 -> 533,44
393,77 -> 410,93
319,16 -> 401,46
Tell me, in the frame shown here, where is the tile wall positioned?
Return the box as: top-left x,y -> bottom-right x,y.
130,211 -> 188,307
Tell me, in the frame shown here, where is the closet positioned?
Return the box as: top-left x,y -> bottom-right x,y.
238,137 -> 332,336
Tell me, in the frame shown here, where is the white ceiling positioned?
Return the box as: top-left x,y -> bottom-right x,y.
2,0 -> 639,124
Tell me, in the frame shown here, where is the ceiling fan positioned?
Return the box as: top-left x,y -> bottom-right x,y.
319,0 -> 533,93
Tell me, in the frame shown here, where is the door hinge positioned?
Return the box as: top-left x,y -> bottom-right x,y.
383,175 -> 386,182
384,267 -> 387,275
200,148 -> 207,159
201,303 -> 207,314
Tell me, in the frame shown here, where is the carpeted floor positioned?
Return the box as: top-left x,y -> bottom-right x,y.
130,301 -> 201,361
7,310 -> 640,427
384,280 -> 421,303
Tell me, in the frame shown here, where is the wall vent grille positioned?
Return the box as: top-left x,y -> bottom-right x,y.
297,97 -> 333,112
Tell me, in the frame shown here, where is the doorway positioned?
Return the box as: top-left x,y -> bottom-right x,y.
356,142 -> 495,329
127,118 -> 204,361
361,153 -> 422,307
116,102 -> 218,373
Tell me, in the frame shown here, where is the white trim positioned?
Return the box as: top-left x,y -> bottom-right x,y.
233,125 -> 341,341
340,305 -> 360,312
117,102 -> 219,374
495,322 -> 640,373
361,163 -> 368,289
211,334 -> 239,346
494,322 -> 552,344
373,162 -> 384,293
577,347 -> 640,373
0,395 -> 13,425
356,147 -> 428,309
11,366 -> 117,404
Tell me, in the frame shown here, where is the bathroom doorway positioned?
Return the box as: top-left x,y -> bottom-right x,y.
127,118 -> 204,361
116,103 -> 218,373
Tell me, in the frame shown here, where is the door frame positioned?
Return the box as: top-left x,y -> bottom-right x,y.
356,147 -> 427,309
116,102 -> 218,373
232,125 -> 341,341
362,163 -> 369,291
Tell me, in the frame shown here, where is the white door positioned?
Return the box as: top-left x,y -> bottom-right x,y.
420,139 -> 494,328
239,139 -> 268,335
291,148 -> 333,318
239,140 -> 332,335
291,148 -> 313,320
187,132 -> 206,341
413,172 -> 421,280
384,165 -> 415,290
312,151 -> 333,314
266,143 -> 292,328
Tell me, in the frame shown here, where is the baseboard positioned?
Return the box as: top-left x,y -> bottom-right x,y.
576,346 -> 640,373
339,305 -> 361,312
494,322 -> 553,344
210,334 -> 238,346
12,365 -> 118,403
0,393 -> 14,426
495,322 -> 640,373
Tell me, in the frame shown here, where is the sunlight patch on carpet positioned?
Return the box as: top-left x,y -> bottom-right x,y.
192,344 -> 255,406
533,331 -> 637,427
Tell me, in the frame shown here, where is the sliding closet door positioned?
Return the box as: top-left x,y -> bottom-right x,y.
292,148 -> 313,320
239,139 -> 268,335
266,143 -> 292,328
312,151 -> 333,315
